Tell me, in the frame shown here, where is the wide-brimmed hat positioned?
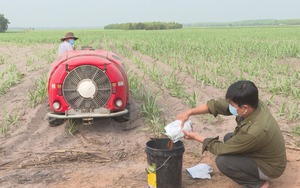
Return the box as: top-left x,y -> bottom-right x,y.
60,32 -> 79,41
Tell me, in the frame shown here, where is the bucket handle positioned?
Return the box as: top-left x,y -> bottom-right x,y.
156,155 -> 172,171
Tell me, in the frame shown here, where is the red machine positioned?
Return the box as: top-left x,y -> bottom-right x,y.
47,48 -> 130,126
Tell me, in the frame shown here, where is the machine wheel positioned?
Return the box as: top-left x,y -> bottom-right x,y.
113,103 -> 130,122
48,117 -> 65,127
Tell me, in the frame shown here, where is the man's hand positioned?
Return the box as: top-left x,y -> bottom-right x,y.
176,104 -> 209,128
177,111 -> 191,128
182,130 -> 204,143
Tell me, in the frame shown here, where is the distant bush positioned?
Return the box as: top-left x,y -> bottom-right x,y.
104,22 -> 183,30
0,14 -> 10,33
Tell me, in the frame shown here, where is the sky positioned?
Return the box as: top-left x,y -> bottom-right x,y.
1,0 -> 300,28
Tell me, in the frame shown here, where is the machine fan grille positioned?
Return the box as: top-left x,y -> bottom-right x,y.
62,65 -> 111,109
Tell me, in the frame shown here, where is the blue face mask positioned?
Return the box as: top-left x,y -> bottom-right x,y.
69,39 -> 75,45
229,104 -> 238,116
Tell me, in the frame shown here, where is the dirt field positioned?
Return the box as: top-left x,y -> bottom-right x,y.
0,44 -> 299,188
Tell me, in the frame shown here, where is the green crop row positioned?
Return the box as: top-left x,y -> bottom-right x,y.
1,27 -> 299,130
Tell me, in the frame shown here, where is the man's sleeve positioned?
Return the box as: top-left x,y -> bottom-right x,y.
202,133 -> 259,155
206,98 -> 231,117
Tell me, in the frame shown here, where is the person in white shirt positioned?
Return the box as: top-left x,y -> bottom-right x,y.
58,32 -> 79,55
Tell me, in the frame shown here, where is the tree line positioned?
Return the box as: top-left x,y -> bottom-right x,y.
184,19 -> 300,28
104,22 -> 183,30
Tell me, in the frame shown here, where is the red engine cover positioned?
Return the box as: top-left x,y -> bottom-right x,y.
47,49 -> 130,116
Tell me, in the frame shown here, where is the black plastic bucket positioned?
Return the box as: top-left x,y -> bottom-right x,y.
145,138 -> 185,188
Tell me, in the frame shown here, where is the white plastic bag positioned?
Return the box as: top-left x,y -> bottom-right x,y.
164,120 -> 192,143
186,163 -> 213,179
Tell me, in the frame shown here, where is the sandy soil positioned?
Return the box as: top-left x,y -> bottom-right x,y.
0,43 -> 299,188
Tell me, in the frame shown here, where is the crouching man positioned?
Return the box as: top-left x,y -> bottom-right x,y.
177,80 -> 286,188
